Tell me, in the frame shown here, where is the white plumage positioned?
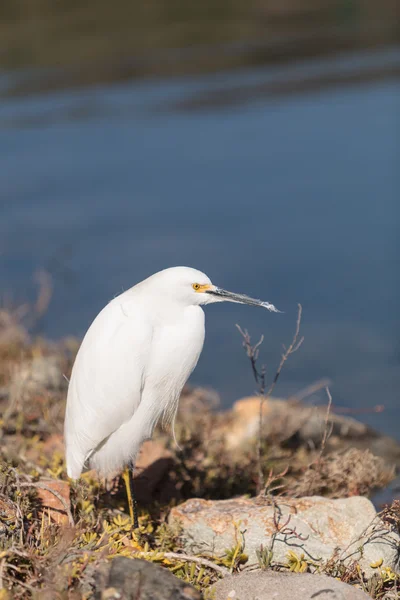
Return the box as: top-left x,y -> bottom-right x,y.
64,266 -> 279,479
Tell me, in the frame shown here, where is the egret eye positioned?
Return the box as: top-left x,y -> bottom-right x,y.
192,283 -> 201,291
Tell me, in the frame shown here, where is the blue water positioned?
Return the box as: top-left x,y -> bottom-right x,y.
1,51 -> 399,439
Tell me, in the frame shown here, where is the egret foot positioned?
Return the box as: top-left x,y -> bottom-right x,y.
122,465 -> 139,530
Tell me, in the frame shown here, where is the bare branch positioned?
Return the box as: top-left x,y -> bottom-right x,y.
265,304 -> 303,399
236,325 -> 265,387
286,378 -> 332,403
237,304 -> 303,492
305,386 -> 334,495
318,386 -> 333,463
263,466 -> 289,496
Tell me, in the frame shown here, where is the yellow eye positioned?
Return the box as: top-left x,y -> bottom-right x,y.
192,283 -> 200,291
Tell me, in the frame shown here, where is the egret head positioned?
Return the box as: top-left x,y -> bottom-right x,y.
148,267 -> 280,312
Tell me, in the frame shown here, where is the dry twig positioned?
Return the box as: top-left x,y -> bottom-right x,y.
140,551 -> 229,576
236,303 -> 303,492
318,386 -> 333,463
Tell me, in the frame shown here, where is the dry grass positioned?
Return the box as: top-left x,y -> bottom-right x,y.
288,448 -> 395,498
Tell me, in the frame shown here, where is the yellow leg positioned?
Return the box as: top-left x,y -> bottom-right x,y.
122,466 -> 139,529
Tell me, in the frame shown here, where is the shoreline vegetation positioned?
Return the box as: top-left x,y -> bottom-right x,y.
0,0 -> 399,98
0,280 -> 399,598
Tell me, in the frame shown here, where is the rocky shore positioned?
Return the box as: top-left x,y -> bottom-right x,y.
0,316 -> 399,598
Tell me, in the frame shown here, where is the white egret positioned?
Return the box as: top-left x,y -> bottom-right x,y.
64,266 -> 280,526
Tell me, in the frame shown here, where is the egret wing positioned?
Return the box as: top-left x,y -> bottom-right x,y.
64,293 -> 152,478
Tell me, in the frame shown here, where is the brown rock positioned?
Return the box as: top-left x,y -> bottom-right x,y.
218,396 -> 400,468
42,433 -> 65,455
218,396 -> 272,450
134,440 -> 176,504
135,440 -> 173,472
36,479 -> 71,525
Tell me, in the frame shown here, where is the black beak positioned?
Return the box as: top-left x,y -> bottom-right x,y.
206,287 -> 281,312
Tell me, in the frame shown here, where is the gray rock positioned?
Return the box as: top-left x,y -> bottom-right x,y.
209,571 -> 371,600
169,496 -> 400,580
93,557 -> 202,600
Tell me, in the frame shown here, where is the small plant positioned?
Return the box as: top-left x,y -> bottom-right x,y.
256,544 -> 273,570
286,550 -> 308,573
173,561 -> 212,590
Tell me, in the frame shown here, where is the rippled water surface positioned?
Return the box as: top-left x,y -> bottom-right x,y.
1,49 -> 399,439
